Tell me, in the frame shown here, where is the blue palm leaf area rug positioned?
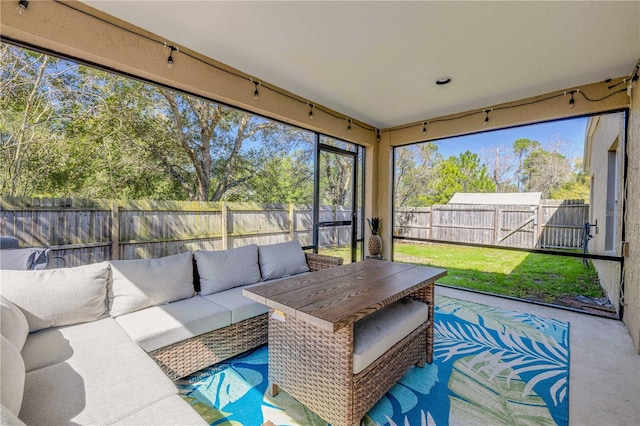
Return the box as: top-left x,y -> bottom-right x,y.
177,296 -> 569,426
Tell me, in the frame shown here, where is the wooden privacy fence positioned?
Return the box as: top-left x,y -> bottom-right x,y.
0,197 -> 353,268
395,199 -> 588,249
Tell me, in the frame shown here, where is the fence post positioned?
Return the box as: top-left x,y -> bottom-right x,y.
110,201 -> 119,260
428,207 -> 433,240
221,202 -> 228,250
289,204 -> 295,241
493,206 -> 499,245
534,205 -> 541,248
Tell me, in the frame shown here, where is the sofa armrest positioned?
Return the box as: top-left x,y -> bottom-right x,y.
304,253 -> 343,271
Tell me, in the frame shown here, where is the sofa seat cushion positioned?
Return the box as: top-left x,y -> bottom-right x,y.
19,340 -> 177,426
0,336 -> 25,416
0,296 -> 29,351
201,284 -> 268,324
195,244 -> 262,295
0,262 -> 110,332
352,298 -> 428,374
109,252 -> 195,317
258,240 -> 309,280
21,318 -> 133,373
112,395 -> 207,425
115,296 -> 232,352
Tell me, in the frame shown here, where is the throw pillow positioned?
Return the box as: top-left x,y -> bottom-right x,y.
258,240 -> 309,281
109,252 -> 195,317
194,244 -> 261,295
0,262 -> 110,332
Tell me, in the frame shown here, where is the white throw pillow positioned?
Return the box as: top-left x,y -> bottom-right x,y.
0,296 -> 29,351
258,240 -> 309,281
109,252 -> 195,317
0,263 -> 110,332
194,244 -> 261,295
0,335 -> 25,416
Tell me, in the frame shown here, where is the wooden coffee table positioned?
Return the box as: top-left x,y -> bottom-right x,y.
244,259 -> 446,426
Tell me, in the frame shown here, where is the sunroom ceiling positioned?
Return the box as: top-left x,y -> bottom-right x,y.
82,1 -> 639,129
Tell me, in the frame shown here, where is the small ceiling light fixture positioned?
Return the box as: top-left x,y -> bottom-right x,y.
308,102 -> 314,119
17,0 -> 28,14
165,44 -> 178,69
434,76 -> 452,86
483,108 -> 492,126
346,118 -> 352,133
567,89 -> 579,108
376,129 -> 381,142
251,79 -> 261,100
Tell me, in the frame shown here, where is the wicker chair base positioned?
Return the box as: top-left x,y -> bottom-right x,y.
149,313 -> 268,380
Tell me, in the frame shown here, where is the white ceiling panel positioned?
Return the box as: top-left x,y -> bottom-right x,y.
82,1 -> 640,128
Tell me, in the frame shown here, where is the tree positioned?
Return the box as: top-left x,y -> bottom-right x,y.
394,143 -> 441,207
242,148 -> 314,204
1,42 -> 316,202
549,160 -> 589,200
484,144 -> 518,192
320,153 -> 353,207
513,138 -> 540,192
522,147 -> 572,197
430,151 -> 496,204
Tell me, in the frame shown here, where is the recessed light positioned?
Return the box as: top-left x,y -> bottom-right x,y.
435,76 -> 452,86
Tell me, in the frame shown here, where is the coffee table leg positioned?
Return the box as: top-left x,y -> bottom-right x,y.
271,383 -> 279,397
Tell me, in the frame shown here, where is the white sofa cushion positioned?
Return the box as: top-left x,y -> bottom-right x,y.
258,240 -> 309,280
194,244 -> 261,295
115,296 -> 231,352
0,336 -> 25,416
202,284 -> 268,323
112,395 -> 207,425
352,298 -> 429,374
109,252 -> 195,317
1,404 -> 26,426
21,318 -> 133,373
19,340 -> 177,426
0,262 -> 110,332
0,296 -> 29,351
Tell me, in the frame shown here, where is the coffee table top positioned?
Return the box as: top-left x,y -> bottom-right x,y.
244,259 -> 446,332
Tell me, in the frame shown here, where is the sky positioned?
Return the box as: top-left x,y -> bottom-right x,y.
432,116 -> 590,161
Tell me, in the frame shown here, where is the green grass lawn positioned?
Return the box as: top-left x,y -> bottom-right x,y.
394,241 -> 605,303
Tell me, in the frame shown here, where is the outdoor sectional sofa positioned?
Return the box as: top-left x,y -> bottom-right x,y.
0,240 -> 342,425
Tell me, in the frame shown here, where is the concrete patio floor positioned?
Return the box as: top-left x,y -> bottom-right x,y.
437,286 -> 640,426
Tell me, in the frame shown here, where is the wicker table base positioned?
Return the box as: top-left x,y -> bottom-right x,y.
268,282 -> 434,426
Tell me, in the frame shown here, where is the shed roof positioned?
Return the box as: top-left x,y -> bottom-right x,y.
448,192 -> 542,205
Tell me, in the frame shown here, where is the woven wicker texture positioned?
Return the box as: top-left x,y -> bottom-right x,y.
269,311 -> 354,425
150,313 -> 268,380
305,252 -> 344,271
352,322 -> 428,421
409,284 -> 435,363
149,252 -> 342,380
268,281 -> 434,426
